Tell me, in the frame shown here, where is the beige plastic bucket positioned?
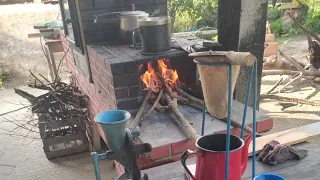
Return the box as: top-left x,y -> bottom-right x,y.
196,56 -> 240,119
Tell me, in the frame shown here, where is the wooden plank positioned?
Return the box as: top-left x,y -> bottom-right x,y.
243,143 -> 320,179
28,32 -> 41,38
143,143 -> 320,180
143,158 -> 195,180
249,122 -> 320,156
43,134 -> 86,147
45,144 -> 88,159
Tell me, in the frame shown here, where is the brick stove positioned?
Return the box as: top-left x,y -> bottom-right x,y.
59,0 -> 272,175
86,42 -> 193,113
61,34 -> 273,172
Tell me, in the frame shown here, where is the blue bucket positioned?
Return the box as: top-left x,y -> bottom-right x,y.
254,174 -> 285,180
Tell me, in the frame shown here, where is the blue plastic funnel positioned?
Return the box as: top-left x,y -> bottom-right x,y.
94,110 -> 131,152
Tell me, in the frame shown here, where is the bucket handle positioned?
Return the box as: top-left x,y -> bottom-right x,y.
132,27 -> 141,50
181,150 -> 197,180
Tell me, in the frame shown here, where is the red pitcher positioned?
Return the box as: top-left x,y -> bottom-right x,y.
181,133 -> 253,180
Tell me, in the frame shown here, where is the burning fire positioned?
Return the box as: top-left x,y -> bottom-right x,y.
140,59 -> 179,92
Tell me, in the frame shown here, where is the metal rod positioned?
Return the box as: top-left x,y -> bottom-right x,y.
91,152 -> 102,180
201,102 -> 206,136
252,61 -> 258,179
225,64 -> 233,180
240,67 -> 254,138
193,60 -> 230,67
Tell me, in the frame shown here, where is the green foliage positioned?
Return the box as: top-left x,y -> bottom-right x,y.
270,19 -> 283,36
303,0 -> 320,33
268,0 -> 320,36
267,7 -> 284,21
282,22 -> 303,35
168,0 -> 218,32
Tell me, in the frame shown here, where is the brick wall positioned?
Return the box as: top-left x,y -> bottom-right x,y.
78,0 -> 168,44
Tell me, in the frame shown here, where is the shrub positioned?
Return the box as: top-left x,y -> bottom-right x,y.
270,19 -> 283,36
267,7 -> 284,21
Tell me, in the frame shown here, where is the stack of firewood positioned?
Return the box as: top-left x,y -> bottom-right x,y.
129,61 -> 257,139
14,72 -> 88,140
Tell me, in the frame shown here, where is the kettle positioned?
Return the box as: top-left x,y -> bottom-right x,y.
181,134 -> 253,180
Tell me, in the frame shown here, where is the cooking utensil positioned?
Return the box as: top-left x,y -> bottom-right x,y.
181,134 -> 253,180
132,16 -> 171,53
94,11 -> 149,44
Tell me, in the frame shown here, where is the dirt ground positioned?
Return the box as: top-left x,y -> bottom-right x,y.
260,36 -> 320,146
0,4 -> 116,180
0,3 -> 319,180
0,3 -> 64,88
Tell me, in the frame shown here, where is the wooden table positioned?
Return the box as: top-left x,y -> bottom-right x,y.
42,38 -> 63,82
142,143 -> 319,180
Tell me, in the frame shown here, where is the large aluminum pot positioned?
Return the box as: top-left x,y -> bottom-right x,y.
94,11 -> 149,44
133,16 -> 171,53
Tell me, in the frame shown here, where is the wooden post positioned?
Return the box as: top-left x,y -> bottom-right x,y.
218,0 -> 241,99
236,0 -> 268,108
218,0 -> 241,51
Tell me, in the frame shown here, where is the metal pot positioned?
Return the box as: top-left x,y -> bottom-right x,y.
133,17 -> 171,53
94,11 -> 149,44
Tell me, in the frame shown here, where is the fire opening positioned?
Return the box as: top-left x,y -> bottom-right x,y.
140,59 -> 179,92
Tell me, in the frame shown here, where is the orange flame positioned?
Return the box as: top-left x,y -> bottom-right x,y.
140,59 -> 179,92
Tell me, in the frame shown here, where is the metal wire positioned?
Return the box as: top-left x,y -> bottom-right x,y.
225,63 -> 233,180
193,58 -> 258,180
201,102 -> 206,136
240,67 -> 254,138
252,61 -> 258,179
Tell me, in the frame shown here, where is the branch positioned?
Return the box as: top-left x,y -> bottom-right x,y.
163,93 -> 199,139
140,89 -> 163,123
129,89 -> 152,129
0,106 -> 31,117
261,94 -> 320,106
279,50 -> 320,76
262,70 -> 299,76
265,77 -> 284,94
287,11 -> 320,42
174,85 -> 204,106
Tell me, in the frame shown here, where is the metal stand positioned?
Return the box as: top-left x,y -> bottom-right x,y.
194,59 -> 257,180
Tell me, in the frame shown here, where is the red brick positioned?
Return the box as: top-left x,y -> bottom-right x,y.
102,69 -> 113,86
218,118 -> 274,136
149,144 -> 170,160
100,78 -> 109,92
92,74 -> 101,86
171,153 -> 197,162
100,102 -> 111,111
136,155 -> 150,166
171,139 -> 196,155
97,53 -> 106,68
142,159 -> 174,170
95,63 -> 103,75
105,62 -> 112,74
109,84 -> 115,96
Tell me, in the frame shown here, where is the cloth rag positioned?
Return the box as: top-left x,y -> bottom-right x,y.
257,140 -> 308,165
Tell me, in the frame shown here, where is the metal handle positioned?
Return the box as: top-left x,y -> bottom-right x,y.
181,150 -> 197,180
65,19 -> 76,24
132,27 -> 141,50
94,12 -> 120,23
